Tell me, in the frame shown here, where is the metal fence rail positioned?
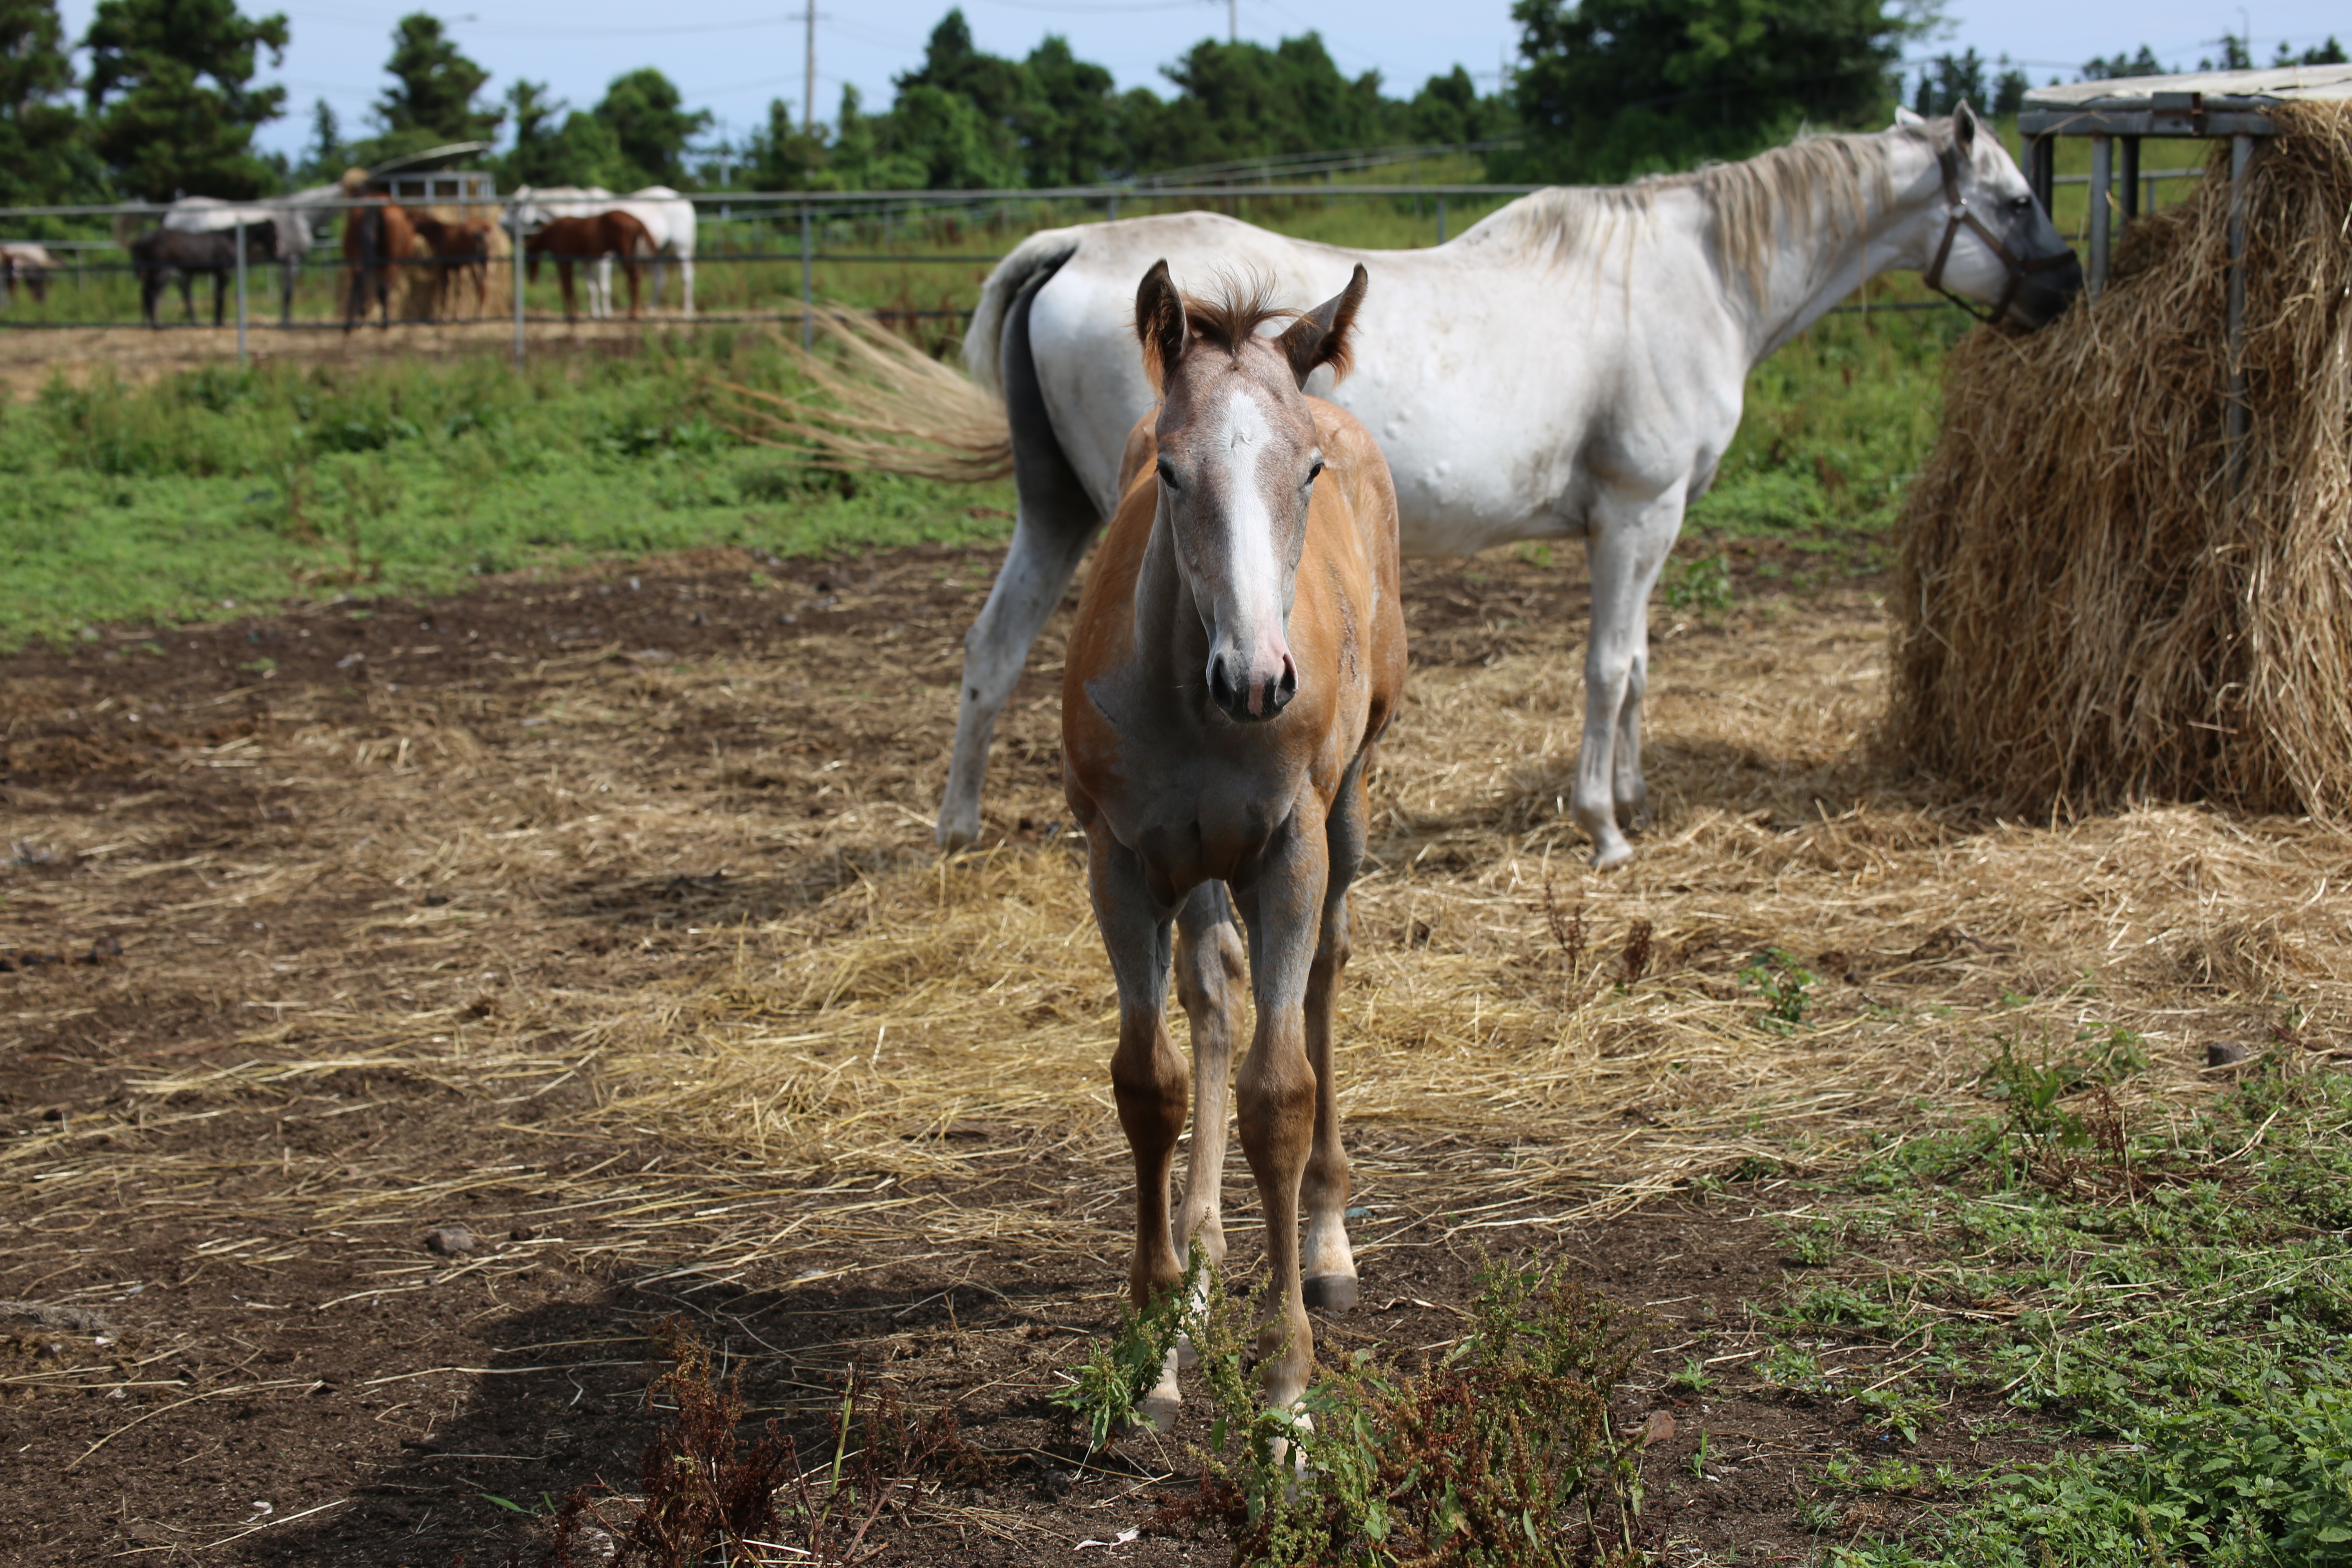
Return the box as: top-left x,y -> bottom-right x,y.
0,162 -> 2199,365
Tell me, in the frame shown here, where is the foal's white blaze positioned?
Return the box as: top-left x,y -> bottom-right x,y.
1195,385 -> 1295,716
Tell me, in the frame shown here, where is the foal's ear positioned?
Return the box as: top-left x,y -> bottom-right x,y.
1278,263 -> 1368,389
1134,259 -> 1187,391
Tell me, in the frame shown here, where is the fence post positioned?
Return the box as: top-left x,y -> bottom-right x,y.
511,203 -> 526,370
1437,196 -> 1447,245
234,216 -> 248,368
800,198 -> 813,349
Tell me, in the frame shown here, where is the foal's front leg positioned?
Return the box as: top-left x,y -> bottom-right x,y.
1085,829 -> 1185,1314
1234,802 -> 1331,1413
1301,760 -> 1371,1310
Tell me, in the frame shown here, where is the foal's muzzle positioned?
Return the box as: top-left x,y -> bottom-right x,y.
1208,652 -> 1297,723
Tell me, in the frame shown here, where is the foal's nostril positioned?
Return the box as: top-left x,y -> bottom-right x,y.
1208,655 -> 1238,714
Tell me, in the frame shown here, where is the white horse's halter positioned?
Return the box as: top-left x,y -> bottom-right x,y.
1922,144 -> 2075,328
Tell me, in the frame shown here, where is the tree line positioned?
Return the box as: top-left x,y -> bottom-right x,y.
5,0 -> 2341,212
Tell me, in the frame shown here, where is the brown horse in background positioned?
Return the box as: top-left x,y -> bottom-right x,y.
341,199 -> 417,332
1061,260 -> 1402,1435
525,212 -> 651,321
410,215 -> 493,319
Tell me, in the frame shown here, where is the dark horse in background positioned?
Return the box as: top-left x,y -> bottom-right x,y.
410,214 -> 494,320
342,200 -> 419,332
129,225 -> 278,328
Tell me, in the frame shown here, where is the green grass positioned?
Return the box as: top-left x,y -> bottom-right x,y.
0,333 -> 1015,648
1687,277 -> 1970,565
1728,1039 -> 2352,1566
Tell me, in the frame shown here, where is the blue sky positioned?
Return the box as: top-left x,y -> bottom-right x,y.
46,0 -> 2352,165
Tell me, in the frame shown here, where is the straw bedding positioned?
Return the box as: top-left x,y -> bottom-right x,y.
5,549 -> 2347,1297
1891,100 -> 2352,818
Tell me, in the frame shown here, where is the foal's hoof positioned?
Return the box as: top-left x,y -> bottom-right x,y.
1136,1393 -> 1180,1434
1301,1274 -> 1359,1312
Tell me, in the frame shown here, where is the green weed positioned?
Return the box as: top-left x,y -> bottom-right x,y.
1740,948 -> 1817,1031
1661,550 -> 1734,615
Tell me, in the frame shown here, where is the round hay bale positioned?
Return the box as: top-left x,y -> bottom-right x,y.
1890,101 -> 2352,819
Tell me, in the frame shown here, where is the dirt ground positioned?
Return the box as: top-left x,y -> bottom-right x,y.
0,537 -> 2306,1564
0,317 -> 695,400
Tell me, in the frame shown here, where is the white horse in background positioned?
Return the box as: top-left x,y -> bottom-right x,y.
892,104 -> 2079,866
160,189 -> 339,323
1,241 -> 58,306
510,185 -> 696,318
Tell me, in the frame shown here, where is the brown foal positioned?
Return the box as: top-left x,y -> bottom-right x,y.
1062,259 -> 1405,1424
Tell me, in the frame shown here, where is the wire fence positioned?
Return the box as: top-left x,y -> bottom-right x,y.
0,156 -> 2209,365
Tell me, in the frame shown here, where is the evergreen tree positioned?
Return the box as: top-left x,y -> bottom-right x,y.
1016,35 -> 1123,185
0,0 -> 90,205
1407,65 -> 1512,145
292,95 -> 345,185
376,12 -> 499,144
1915,50 -> 1987,116
83,0 -> 290,199
2083,45 -> 2168,79
1141,34 -> 1395,171
595,68 -> 710,188
1499,0 -> 1913,183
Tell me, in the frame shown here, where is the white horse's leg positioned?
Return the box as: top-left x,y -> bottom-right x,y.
1613,579 -> 1655,829
679,255 -> 693,320
1575,487 -> 1684,868
938,267 -> 1103,850
938,513 -> 1095,849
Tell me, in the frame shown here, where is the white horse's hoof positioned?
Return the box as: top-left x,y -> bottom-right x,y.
1588,839 -> 1635,870
936,813 -> 979,851
1301,1274 -> 1359,1311
1136,1392 -> 1180,1434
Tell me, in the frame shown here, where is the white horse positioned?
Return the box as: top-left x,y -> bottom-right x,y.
511,185 -> 696,318
902,105 -> 2079,865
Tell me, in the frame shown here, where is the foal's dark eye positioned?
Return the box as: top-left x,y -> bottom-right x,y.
1156,457 -> 1179,489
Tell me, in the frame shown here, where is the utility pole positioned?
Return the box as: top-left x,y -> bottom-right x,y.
1227,0 -> 1235,43
797,8 -> 817,133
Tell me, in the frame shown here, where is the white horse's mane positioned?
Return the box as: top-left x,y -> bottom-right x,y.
1469,125 -> 1930,300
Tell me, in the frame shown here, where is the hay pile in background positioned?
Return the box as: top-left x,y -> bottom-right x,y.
1892,100 -> 2352,818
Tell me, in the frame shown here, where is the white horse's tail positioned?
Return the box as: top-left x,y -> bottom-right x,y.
719,306 -> 1014,483
718,228 -> 1089,484
962,225 -> 1083,400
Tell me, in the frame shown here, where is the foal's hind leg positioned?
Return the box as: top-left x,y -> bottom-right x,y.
1301,757 -> 1370,1310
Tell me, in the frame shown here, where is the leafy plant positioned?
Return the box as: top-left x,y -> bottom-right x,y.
1048,1253 -> 1194,1455
1661,550 -> 1735,615
1159,1254 -> 1655,1567
1740,948 -> 1816,1031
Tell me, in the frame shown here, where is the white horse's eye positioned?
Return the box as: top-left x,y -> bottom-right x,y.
1305,458 -> 1325,485
1157,457 -> 1180,490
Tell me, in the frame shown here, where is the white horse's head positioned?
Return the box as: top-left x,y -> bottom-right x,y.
1894,102 -> 2082,329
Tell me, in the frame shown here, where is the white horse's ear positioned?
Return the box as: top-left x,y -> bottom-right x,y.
1134,258 -> 1186,392
1953,100 -> 1980,151
1893,104 -> 1927,128
1278,263 -> 1369,389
